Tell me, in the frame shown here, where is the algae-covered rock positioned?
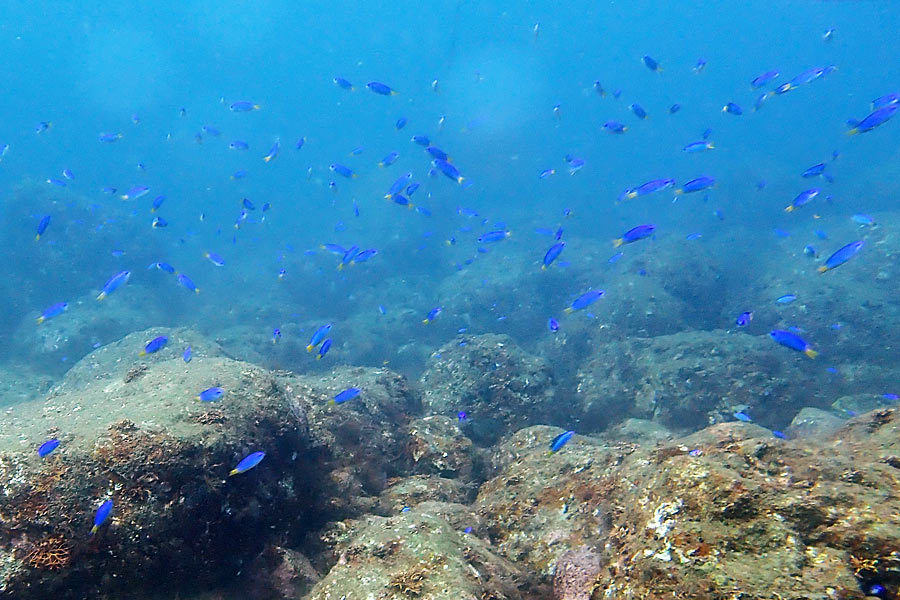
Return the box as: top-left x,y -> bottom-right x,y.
786,406 -> 845,438
407,415 -> 478,483
375,474 -> 470,515
286,365 -> 420,516
0,331 -> 312,597
575,329 -> 827,433
305,504 -> 539,600
420,333 -> 558,444
476,412 -> 900,599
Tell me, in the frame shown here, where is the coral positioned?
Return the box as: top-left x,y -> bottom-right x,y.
24,536 -> 70,570
388,562 -> 429,595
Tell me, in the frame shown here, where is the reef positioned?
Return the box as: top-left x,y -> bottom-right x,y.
1,326 -> 899,600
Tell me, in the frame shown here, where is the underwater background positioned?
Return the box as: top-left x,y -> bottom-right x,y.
2,0 -> 900,598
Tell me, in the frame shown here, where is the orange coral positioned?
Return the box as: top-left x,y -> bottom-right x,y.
25,535 -> 70,570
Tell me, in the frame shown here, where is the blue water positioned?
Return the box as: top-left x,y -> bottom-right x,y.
3,0 -> 899,390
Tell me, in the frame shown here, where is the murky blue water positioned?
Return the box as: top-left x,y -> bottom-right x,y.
3,0 -> 899,410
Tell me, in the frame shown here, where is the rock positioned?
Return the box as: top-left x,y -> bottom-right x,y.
0,337 -> 312,597
305,504 -> 541,600
604,418 -> 673,443
287,365 -> 419,516
375,475 -> 469,515
475,413 -> 900,598
552,545 -> 604,600
575,330 -> 827,433
420,334 -> 558,444
787,407 -> 845,438
407,415 -> 478,483
244,546 -> 321,600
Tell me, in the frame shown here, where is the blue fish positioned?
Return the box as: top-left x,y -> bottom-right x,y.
183,346 -> 192,363
317,339 -> 332,360
542,242 -> 565,269
37,302 -> 68,324
614,224 -> 655,247
140,336 -> 168,356
333,77 -> 354,91
818,241 -> 863,273
423,307 -> 442,324
229,101 -> 260,112
548,430 -> 575,454
770,330 -> 817,358
366,81 -> 397,95
479,230 -> 510,243
736,311 -> 752,327
38,439 -> 60,458
565,290 -> 604,313
733,411 -> 752,422
333,387 -> 361,404
548,318 -> 560,332
177,274 -> 200,294
198,387 -> 224,402
35,215 -> 51,241
306,324 -> 332,352
229,451 -> 265,476
97,271 -> 131,301
90,499 -> 114,535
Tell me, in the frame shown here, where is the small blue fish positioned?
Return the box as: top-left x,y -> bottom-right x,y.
121,185 -> 150,201
379,152 -> 399,167
366,81 -> 397,95
38,439 -> 60,458
776,294 -> 797,304
395,117 -> 407,130
385,172 -> 413,199
847,104 -> 898,135
329,163 -> 357,178
183,346 -> 192,363
772,430 -> 787,439
851,214 -> 875,226
198,387 -> 224,402
603,121 -> 627,134
98,132 -> 122,142
333,77 -> 354,90
479,230 -> 510,243
722,102 -> 743,115
229,451 -> 265,476
548,318 -> 559,332
151,195 -> 166,212
629,103 -> 648,119
90,499 -> 114,535
683,141 -> 714,153
676,176 -> 715,194
306,324 -> 332,352
818,241 -> 863,273
565,290 -> 604,313
151,217 -> 167,228
770,330 -> 817,358
733,411 -> 752,422
229,101 -> 260,112
317,339 -> 332,359
332,387 -> 361,404
669,103 -> 681,114
433,159 -> 464,184
626,178 -> 675,199
97,271 -> 131,301
614,224 -> 655,247
230,140 -> 249,150
548,430 -> 575,454
785,189 -> 820,212
423,307 -> 442,324
37,302 -> 67,324
736,311 -> 752,327
751,70 -> 780,88
641,55 -> 661,72
542,242 -> 565,269
35,215 -> 51,241
177,274 -> 200,294
140,336 -> 168,356
263,141 -> 280,163
272,328 -> 281,344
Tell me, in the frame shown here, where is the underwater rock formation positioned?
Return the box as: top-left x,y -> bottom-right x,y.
305,503 -> 540,600
420,333 -> 559,444
575,329 -> 829,432
477,410 -> 900,599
